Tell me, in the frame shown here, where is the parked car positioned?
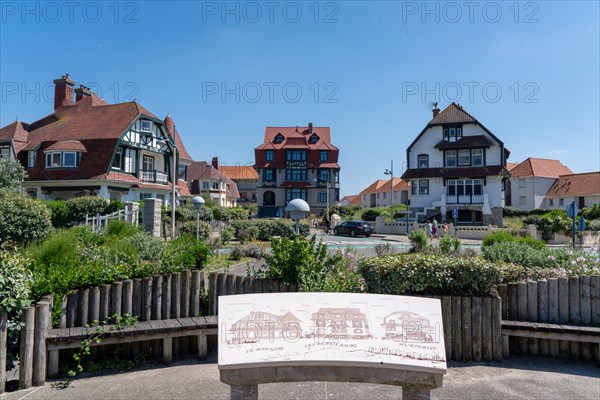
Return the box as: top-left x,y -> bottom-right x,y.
333,220 -> 373,237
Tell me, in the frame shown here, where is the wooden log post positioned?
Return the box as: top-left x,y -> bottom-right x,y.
537,280 -> 549,356
162,274 -> 172,320
451,296 -> 462,361
491,296 -> 503,361
19,307 -> 35,389
461,297 -> 472,361
471,297 -> 482,361
0,314 -> 8,394
235,276 -> 245,295
122,280 -> 133,316
441,296 -> 452,361
507,283 -> 518,356
568,277 -> 580,358
171,273 -> 182,319
100,284 -> 111,322
579,275 -> 592,360
78,288 -> 89,327
216,273 -> 226,314
481,297 -> 492,362
182,270 -> 191,318
191,271 -> 201,317
89,286 -> 100,324
242,277 -> 253,294
497,284 -> 507,319
591,275 -> 600,362
33,301 -> 50,386
517,282 -> 528,355
66,290 -> 79,328
143,277 -> 153,322
208,273 -> 218,315
547,278 -> 559,356
527,281 -> 539,355
252,278 -> 262,294
163,337 -> 173,365
133,278 -> 142,318
226,274 -> 236,296
59,295 -> 67,328
111,281 -> 123,318
558,277 -> 569,357
152,275 -> 163,320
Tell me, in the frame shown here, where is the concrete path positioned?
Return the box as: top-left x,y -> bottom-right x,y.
3,356 -> 598,400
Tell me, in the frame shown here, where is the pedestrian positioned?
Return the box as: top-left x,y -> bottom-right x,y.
443,223 -> 448,236
432,219 -> 438,238
426,221 -> 432,238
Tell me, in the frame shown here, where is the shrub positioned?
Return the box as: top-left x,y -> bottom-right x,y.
105,199 -> 125,214
122,232 -> 164,261
328,205 -> 362,218
228,207 -> 249,220
374,242 -> 397,257
220,226 -> 235,244
46,200 -> 70,227
0,158 -> 27,194
230,220 -> 309,241
236,224 -> 259,244
162,235 -> 210,270
408,229 -> 429,252
482,231 -> 516,247
0,191 -> 52,244
438,235 -> 453,254
230,244 -> 264,260
359,253 -> 502,296
27,230 -> 81,267
66,196 -> 109,222
587,219 -> 600,231
516,235 -> 545,249
537,210 -> 571,236
174,203 -> 213,222
361,209 -> 381,221
106,219 -> 139,238
212,206 -> 230,221
178,220 -> 211,240
582,204 -> 600,220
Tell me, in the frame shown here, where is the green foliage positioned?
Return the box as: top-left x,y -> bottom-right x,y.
537,209 -> 571,236
361,209 -> 382,221
106,220 -> 139,238
328,205 -> 362,218
46,200 -> 70,228
230,219 -> 309,241
220,226 -> 235,244
587,219 -> 600,231
408,229 -> 429,252
0,158 -> 27,194
516,235 -> 545,249
482,231 -> 516,247
122,232 -> 164,261
105,199 -> 125,214
359,253 -> 502,296
230,244 -> 264,260
27,230 -> 81,267
211,206 -> 230,221
227,207 -> 249,220
177,220 -> 211,240
582,204 -> 600,220
66,196 -> 109,222
162,235 -> 210,270
0,191 -> 52,244
503,207 -> 551,217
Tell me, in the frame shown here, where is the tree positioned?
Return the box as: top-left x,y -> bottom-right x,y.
0,158 -> 27,194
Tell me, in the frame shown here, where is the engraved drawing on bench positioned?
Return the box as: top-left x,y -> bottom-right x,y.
229,311 -> 301,344
310,307 -> 372,340
381,311 -> 435,342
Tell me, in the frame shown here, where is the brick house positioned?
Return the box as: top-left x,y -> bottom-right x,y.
188,158 -> 240,207
218,164 -> 259,204
254,123 -> 340,218
0,74 -> 193,203
544,172 -> 600,209
401,103 -> 511,226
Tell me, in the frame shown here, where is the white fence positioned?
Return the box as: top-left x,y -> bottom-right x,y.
85,202 -> 139,232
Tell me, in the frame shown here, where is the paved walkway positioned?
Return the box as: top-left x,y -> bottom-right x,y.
3,356 -> 598,400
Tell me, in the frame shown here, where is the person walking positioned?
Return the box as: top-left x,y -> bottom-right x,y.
426,220 -> 432,239
432,219 -> 438,238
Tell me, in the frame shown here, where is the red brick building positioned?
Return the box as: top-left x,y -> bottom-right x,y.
254,123 -> 340,217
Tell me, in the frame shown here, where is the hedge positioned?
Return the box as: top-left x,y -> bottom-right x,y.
0,192 -> 52,244
230,219 -> 310,241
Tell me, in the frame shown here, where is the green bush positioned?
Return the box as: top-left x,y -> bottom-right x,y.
582,204 -> 600,220
162,235 -> 210,270
106,219 -> 139,238
361,209 -> 381,221
482,231 -> 516,247
228,207 -> 249,220
359,253 -> 502,296
537,210 -> 571,236
0,192 -> 52,244
46,200 -> 70,228
220,226 -> 235,244
328,205 -> 362,218
230,244 -> 264,260
231,220 -> 309,241
0,158 -> 27,194
587,219 -> 600,231
105,199 -> 125,214
178,220 -> 211,240
0,243 -> 33,370
66,196 -> 109,222
122,232 -> 164,261
408,229 -> 429,252
212,206 -> 230,221
27,230 -> 81,267
516,235 -> 545,249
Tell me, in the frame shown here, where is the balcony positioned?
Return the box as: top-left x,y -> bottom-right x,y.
286,161 -> 307,169
141,170 -> 168,184
446,194 -> 484,204
316,181 -> 340,189
262,180 -> 277,188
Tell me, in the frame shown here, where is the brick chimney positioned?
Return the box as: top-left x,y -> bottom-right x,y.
308,122 -> 313,135
53,74 -> 75,110
432,104 -> 440,118
212,157 -> 219,170
74,85 -> 92,102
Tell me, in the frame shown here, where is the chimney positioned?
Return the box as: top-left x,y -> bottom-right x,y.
432,103 -> 440,118
74,85 -> 92,102
53,74 -> 75,110
308,122 -> 313,135
212,157 -> 219,170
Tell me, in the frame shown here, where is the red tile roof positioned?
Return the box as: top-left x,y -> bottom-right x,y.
0,120 -> 29,153
359,179 -> 388,195
510,158 -> 573,178
340,195 -> 361,206
188,161 -> 240,199
164,114 -> 193,161
430,103 -> 477,125
45,140 -> 87,152
374,178 -> 410,193
219,166 -> 259,180
256,126 -> 338,151
506,162 -> 519,172
545,172 -> 600,198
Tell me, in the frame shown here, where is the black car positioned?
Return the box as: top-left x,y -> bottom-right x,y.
333,221 -> 374,237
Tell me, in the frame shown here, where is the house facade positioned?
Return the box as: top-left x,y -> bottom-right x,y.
218,164 -> 259,204
359,178 -> 409,208
254,123 -> 340,218
401,103 -> 510,226
543,172 -> 600,209
338,195 -> 361,207
506,158 -> 573,210
188,158 -> 240,207
1,74 -> 193,202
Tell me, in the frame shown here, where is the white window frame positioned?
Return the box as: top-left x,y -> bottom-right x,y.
472,149 -> 483,166
113,147 -> 123,169
411,180 -> 417,195
519,196 -> 526,206
549,199 -> 554,206
417,154 -> 429,168
318,191 -> 327,203
28,151 -> 36,167
140,120 -> 152,132
419,179 -> 429,195
518,178 -> 526,188
202,181 -> 210,190
46,152 -> 62,168
559,198 -> 564,206
142,155 -> 155,171
446,150 -> 457,167
62,151 -> 78,167
458,150 -> 470,166
0,145 -> 10,159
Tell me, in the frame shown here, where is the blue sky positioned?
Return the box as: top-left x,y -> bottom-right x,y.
1,1 -> 598,196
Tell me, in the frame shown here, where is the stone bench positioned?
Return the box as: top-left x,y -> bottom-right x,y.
46,316 -> 218,377
218,292 -> 447,400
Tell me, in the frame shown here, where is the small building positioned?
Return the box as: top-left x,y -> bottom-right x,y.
543,172 -> 600,209
229,311 -> 302,343
219,164 -> 259,204
338,195 -> 361,206
359,178 -> 410,208
311,307 -> 371,340
506,158 -> 573,210
188,158 -> 240,207
381,311 -> 435,342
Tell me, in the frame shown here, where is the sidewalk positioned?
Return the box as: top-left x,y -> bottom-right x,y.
3,356 -> 598,400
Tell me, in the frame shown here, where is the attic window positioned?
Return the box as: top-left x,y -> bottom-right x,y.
309,133 -> 319,143
141,120 -> 152,132
274,133 -> 284,143
443,126 -> 463,142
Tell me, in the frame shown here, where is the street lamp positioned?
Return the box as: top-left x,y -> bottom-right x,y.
192,196 -> 205,243
384,161 -> 393,207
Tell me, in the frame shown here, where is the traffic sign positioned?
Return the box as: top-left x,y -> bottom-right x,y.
452,208 -> 458,219
566,201 -> 579,219
578,217 -> 586,231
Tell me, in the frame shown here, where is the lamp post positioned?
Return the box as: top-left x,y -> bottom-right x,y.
384,161 -> 393,208
192,196 -> 205,243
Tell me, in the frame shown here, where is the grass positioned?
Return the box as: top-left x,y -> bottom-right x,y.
503,216 -> 526,229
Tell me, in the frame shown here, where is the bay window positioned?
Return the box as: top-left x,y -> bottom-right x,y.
458,150 -> 470,166
286,188 -> 307,202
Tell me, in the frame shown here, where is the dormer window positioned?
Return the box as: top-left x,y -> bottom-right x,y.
309,133 -> 319,143
274,133 -> 284,143
443,126 -> 462,142
28,151 -> 36,167
45,151 -> 80,168
141,120 -> 152,132
265,150 -> 274,162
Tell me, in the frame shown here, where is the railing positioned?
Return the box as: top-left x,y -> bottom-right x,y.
85,207 -> 139,233
316,181 -> 340,189
140,170 -> 168,184
261,180 -> 277,188
446,194 -> 484,204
